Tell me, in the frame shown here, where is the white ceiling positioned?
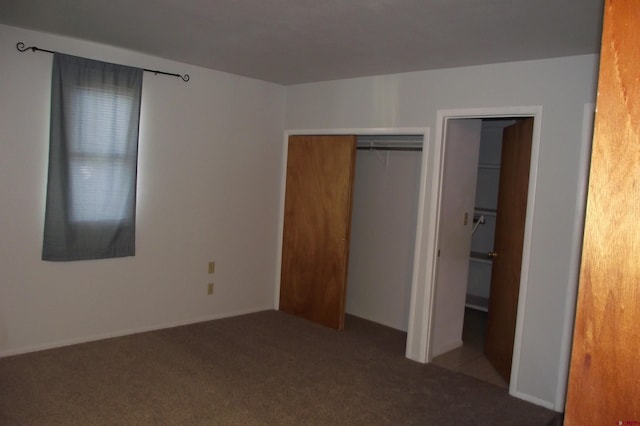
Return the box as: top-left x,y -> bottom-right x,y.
0,0 -> 604,85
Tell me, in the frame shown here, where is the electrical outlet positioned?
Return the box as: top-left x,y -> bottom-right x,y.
208,261 -> 215,274
207,283 -> 214,295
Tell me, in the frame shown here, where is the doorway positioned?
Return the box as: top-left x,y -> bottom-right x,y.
430,115 -> 535,389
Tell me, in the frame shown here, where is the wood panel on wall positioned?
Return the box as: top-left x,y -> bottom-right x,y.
565,0 -> 640,423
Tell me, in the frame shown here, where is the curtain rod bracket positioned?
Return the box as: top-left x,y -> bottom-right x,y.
16,41 -> 190,82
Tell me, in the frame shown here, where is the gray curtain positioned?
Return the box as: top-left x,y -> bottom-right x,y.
42,53 -> 143,261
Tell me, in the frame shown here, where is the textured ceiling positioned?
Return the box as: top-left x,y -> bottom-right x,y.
0,0 -> 604,85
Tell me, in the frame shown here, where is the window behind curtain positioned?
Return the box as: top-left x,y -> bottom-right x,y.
42,53 -> 143,261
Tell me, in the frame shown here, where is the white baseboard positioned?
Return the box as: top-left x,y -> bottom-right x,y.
0,306 -> 273,358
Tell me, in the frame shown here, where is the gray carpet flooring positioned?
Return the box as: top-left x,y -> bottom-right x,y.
0,310 -> 558,425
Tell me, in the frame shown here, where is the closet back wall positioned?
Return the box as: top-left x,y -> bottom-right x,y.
346,141 -> 421,331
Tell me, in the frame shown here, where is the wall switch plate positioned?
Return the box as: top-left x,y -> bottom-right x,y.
208,261 -> 215,274
207,283 -> 214,295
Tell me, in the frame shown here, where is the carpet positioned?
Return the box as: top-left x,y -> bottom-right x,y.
0,310 -> 557,425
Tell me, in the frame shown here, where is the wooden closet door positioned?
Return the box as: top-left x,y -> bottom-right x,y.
484,118 -> 533,384
565,1 -> 640,423
279,135 -> 357,330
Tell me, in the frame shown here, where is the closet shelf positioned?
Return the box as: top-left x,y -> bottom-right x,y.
478,163 -> 500,170
474,207 -> 497,216
465,294 -> 489,312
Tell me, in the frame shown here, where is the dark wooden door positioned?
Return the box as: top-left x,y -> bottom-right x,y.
279,135 -> 357,330
565,1 -> 640,423
484,118 -> 533,383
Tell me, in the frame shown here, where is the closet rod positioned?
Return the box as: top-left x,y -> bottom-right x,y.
16,42 -> 190,82
357,146 -> 422,152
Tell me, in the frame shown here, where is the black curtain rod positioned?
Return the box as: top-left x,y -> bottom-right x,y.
357,146 -> 422,152
16,42 -> 190,82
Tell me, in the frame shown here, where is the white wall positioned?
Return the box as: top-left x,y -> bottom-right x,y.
346,147 -> 421,331
0,25 -> 285,355
0,22 -> 598,410
284,55 -> 598,408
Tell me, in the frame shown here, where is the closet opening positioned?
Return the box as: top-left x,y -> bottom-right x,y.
278,131 -> 426,349
345,135 -> 423,337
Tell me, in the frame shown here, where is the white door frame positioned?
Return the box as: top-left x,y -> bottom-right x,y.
423,106 -> 543,400
553,102 -> 595,409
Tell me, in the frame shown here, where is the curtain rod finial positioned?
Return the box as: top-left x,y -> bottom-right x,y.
16,42 -> 38,53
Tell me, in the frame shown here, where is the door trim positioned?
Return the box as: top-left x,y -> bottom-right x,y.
427,106 -> 542,402
553,102 -> 595,410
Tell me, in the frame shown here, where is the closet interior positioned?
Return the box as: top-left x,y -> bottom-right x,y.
345,135 -> 423,333
465,120 -> 514,311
